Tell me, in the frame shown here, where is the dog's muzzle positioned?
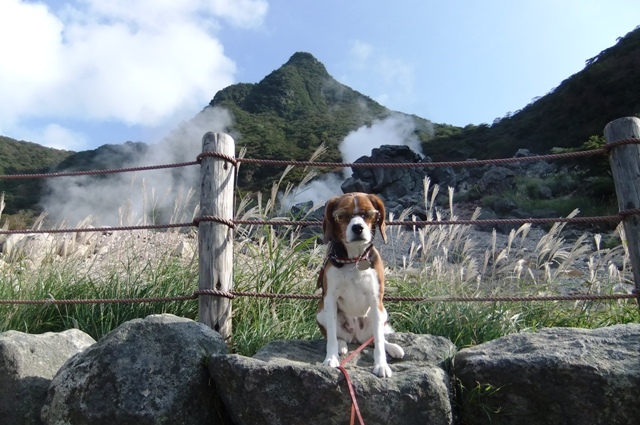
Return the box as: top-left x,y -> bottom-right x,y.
351,223 -> 364,237
347,217 -> 372,243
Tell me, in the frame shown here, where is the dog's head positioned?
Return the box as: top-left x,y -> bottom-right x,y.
322,192 -> 387,245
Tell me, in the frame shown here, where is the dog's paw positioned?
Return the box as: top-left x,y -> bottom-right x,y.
372,362 -> 393,378
385,342 -> 405,359
323,355 -> 340,368
338,339 -> 348,355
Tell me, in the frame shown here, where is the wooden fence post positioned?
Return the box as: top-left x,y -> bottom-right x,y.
604,117 -> 640,300
198,132 -> 235,339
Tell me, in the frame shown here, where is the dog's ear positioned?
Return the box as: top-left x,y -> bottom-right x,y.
323,196 -> 340,244
368,194 -> 387,244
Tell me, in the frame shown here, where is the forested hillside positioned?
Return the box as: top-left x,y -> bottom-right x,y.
0,136 -> 72,215
423,26 -> 640,161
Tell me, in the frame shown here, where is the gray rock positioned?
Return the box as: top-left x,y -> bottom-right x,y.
513,148 -> 531,158
527,183 -> 553,199
452,324 -> 640,425
341,177 -> 373,194
209,333 -> 455,425
478,167 -> 516,195
348,145 -> 428,200
492,198 -> 517,215
289,201 -> 314,218
41,314 -> 229,425
524,161 -> 557,178
430,165 -> 458,189
0,329 -> 95,425
474,208 -> 498,232
529,208 -> 559,219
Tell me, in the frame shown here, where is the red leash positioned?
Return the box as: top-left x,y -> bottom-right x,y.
338,336 -> 374,425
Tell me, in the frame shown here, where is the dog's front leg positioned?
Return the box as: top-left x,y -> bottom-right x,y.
320,294 -> 340,368
371,304 -> 392,378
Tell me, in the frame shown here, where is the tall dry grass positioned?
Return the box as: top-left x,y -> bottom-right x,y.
0,164 -> 637,355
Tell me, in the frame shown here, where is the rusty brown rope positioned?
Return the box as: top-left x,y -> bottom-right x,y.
195,289 -> 320,300
200,147 -> 612,169
603,137 -> 640,151
0,222 -> 193,235
0,161 -> 200,180
2,290 -> 637,305
5,208 -> 639,235
196,289 -> 639,303
193,215 -> 236,229
196,151 -> 238,167
384,292 -> 640,303
0,294 -> 197,305
229,215 -> 624,228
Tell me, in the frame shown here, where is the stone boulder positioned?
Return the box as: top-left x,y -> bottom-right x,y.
0,329 -> 95,425
452,324 -> 640,425
477,166 -> 516,195
41,314 -> 230,425
341,145 -> 430,208
209,333 -> 455,425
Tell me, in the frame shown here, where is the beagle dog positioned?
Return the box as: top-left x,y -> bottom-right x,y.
316,192 -> 404,378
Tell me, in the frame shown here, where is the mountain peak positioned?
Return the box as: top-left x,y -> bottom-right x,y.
283,52 -> 326,72
285,51 -> 320,65
210,51 -> 372,118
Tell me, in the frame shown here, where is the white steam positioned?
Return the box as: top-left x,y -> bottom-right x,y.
282,114 -> 425,209
41,107 -> 233,226
339,114 -> 424,178
42,111 -> 428,224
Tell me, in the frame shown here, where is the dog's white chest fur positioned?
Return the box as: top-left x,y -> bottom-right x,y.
326,265 -> 379,317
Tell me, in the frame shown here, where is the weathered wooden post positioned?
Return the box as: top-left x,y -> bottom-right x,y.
199,132 -> 235,339
604,117 -> 640,302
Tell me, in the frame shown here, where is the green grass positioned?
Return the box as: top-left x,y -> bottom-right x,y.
0,178 -> 638,356
479,174 -> 619,220
0,237 -> 199,338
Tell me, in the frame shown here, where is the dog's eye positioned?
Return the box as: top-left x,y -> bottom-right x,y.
333,211 -> 351,223
333,209 -> 379,223
363,210 -> 378,220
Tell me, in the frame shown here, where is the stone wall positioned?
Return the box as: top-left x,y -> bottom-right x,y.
1,314 -> 638,425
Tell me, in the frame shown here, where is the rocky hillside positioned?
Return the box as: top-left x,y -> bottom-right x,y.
207,51 -> 436,190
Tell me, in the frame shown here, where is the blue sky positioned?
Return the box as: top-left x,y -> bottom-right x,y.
1,0 -> 639,152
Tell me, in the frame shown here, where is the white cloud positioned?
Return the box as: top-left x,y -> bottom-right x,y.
0,0 -> 63,125
210,0 -> 269,29
0,0 -> 268,149
28,123 -> 88,151
346,39 -> 416,113
350,39 -> 374,67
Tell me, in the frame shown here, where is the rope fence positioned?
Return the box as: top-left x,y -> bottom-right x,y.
1,289 -> 637,305
4,209 -> 640,236
5,137 -> 639,182
1,127 -> 640,314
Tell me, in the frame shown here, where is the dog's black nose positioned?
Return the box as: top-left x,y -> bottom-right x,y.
351,224 -> 364,235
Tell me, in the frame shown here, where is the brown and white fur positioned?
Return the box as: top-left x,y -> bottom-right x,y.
316,192 -> 404,378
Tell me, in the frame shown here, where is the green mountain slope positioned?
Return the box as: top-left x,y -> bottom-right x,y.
209,52 -> 435,189
424,26 -> 640,161
0,136 -> 73,214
